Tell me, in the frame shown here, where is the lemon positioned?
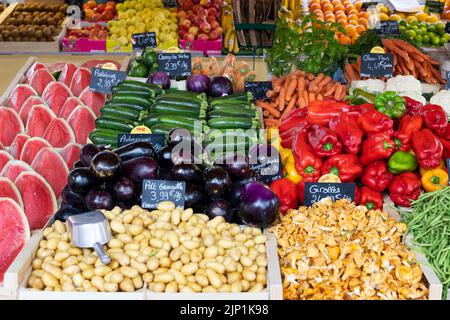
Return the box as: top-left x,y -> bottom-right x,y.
151,21 -> 162,29
427,15 -> 439,23
118,12 -> 128,20
127,25 -> 135,33
135,3 -> 144,11
118,36 -> 129,46
379,13 -> 389,21
416,12 -> 429,22
161,9 -> 170,18
406,16 -> 418,23
161,24 -> 171,34
119,27 -> 128,37
116,3 -> 124,12
370,46 -> 386,54
389,14 -> 402,21
377,4 -> 389,14
110,34 -> 118,41
169,23 -> 178,32
170,12 -> 178,19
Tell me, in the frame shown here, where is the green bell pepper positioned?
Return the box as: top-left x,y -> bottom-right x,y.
128,59 -> 149,78
346,88 -> 376,105
374,91 -> 406,119
388,151 -> 418,174
142,47 -> 157,68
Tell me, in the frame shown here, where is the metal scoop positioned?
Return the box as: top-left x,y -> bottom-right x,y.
66,210 -> 112,265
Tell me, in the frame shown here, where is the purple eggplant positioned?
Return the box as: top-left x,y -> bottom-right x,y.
184,183 -> 207,208
168,128 -> 192,148
72,160 -> 86,169
61,184 -> 87,209
158,167 -> 173,180
85,189 -> 114,211
68,168 -> 97,194
55,206 -> 83,222
80,143 -> 101,167
114,141 -> 156,161
206,199 -> 233,222
121,156 -> 159,184
111,177 -> 135,201
171,164 -> 203,183
217,154 -> 250,179
91,151 -> 122,179
204,166 -> 232,198
157,145 -> 173,169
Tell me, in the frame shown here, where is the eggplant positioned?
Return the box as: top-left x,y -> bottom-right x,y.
111,177 -> 135,201
80,143 -> 101,167
61,184 -> 87,209
55,206 -> 84,222
85,189 -> 114,211
114,141 -> 156,161
225,181 -> 245,207
184,183 -> 207,208
171,148 -> 195,166
216,154 -> 250,179
91,151 -> 122,179
121,156 -> 159,184
206,199 -> 233,222
158,167 -> 173,180
171,164 -> 203,184
68,168 -> 97,194
72,160 -> 86,169
168,128 -> 192,148
204,166 -> 232,198
157,145 -> 173,169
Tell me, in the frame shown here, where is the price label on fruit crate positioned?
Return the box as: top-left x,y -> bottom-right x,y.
163,0 -> 178,8
360,53 -> 394,78
244,81 -> 272,101
303,182 -> 355,207
157,52 -> 192,77
141,179 -> 186,210
131,32 -> 157,51
426,0 -> 445,13
250,155 -> 282,184
90,68 -> 126,94
117,134 -> 165,152
376,21 -> 400,37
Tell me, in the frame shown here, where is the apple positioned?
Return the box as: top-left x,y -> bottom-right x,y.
207,15 -> 216,24
192,4 -> 202,13
209,27 -> 223,40
199,21 -> 211,33
188,26 -> 200,35
92,13 -> 102,22
84,9 -> 94,19
106,1 -> 115,8
181,0 -> 194,11
197,33 -> 209,41
207,7 -> 217,17
179,29 -> 187,38
180,19 -> 192,30
200,0 -> 211,7
187,13 -> 196,23
102,10 -> 114,21
96,4 -> 106,14
186,33 -> 195,42
177,10 -> 187,20
210,20 -> 220,30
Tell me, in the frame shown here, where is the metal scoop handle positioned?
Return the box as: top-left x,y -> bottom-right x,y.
93,242 -> 111,265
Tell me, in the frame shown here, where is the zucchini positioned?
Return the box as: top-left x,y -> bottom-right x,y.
149,123 -> 176,136
118,80 -> 163,95
151,102 -> 206,118
110,94 -> 152,108
89,129 -> 120,147
100,106 -> 141,120
205,140 -> 256,153
209,92 -> 253,103
143,115 -> 205,132
104,101 -> 147,112
207,117 -> 259,129
160,90 -> 206,100
94,113 -> 136,125
111,89 -> 154,99
155,96 -> 208,109
95,117 -> 135,132
207,109 -> 256,119
204,128 -> 258,144
210,100 -> 255,109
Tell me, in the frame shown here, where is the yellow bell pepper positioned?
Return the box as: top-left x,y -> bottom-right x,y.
421,169 -> 448,192
284,161 -> 302,184
267,128 -> 281,152
419,159 -> 445,176
280,147 -> 292,166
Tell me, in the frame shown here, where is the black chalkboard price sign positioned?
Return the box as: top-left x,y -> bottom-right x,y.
303,182 -> 355,207
376,21 -> 400,37
426,0 -> 445,13
157,52 -> 192,77
141,179 -> 186,209
360,53 -> 394,78
250,155 -> 282,184
244,81 -> 272,101
132,32 -> 157,51
163,0 -> 178,8
89,68 -> 127,94
117,134 -> 166,152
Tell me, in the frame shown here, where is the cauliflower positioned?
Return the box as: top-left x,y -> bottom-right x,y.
385,76 -> 422,95
401,91 -> 427,106
430,90 -> 450,117
351,79 -> 385,94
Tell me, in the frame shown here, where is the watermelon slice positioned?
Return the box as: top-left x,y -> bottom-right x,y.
79,87 -> 106,117
43,118 -> 75,148
59,96 -> 85,119
67,106 -> 96,144
20,137 -> 52,165
60,143 -> 81,169
25,105 -> 56,137
1,160 -> 34,182
0,107 -> 24,147
0,150 -> 14,172
24,62 -> 47,84
9,133 -> 30,159
29,68 -> 55,96
42,81 -> 73,116
70,67 -> 91,97
0,177 -> 24,209
7,84 -> 38,112
15,171 -> 57,230
19,96 -> 47,124
0,197 -> 30,282
58,63 -> 78,87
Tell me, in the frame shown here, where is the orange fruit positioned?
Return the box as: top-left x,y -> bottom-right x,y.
337,18 -> 348,25
339,34 -> 351,45
349,19 -> 359,25
313,8 -> 323,14
355,24 -> 366,34
348,13 -> 358,20
335,4 -> 345,12
327,17 -> 336,23
309,0 -> 319,4
335,10 -> 346,17
332,0 -> 342,5
354,0 -> 363,9
358,17 -> 368,27
323,3 -> 334,11
344,24 -> 356,36
358,11 -> 369,19
348,8 -> 359,16
310,3 -> 321,10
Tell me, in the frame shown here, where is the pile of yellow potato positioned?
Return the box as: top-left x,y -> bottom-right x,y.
107,0 -> 178,48
28,201 -> 268,293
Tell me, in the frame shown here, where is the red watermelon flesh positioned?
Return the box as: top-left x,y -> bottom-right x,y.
0,107 -> 24,147
0,150 -> 14,172
9,133 -> 29,159
15,171 -> 57,230
0,197 -> 30,282
70,68 -> 91,97
25,105 -> 56,138
79,87 -> 106,117
59,96 -> 85,119
43,118 -> 75,148
42,82 -> 73,116
20,137 -> 52,165
1,160 -> 34,182
60,143 -> 81,169
67,106 -> 96,144
31,147 -> 69,199
0,177 -> 24,209
19,96 -> 47,124
7,84 -> 38,112
58,63 -> 78,87
29,68 -> 55,96
24,62 -> 47,84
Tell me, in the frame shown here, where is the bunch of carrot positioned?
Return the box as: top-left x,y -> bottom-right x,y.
256,70 -> 347,128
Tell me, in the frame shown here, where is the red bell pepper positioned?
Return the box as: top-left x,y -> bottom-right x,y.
279,108 -> 308,134
307,125 -> 342,157
360,160 -> 393,192
419,104 -> 448,137
439,137 -> 450,160
360,133 -> 396,166
404,96 -> 423,116
306,100 -> 374,127
360,187 -> 383,210
270,178 -> 298,215
411,128 -> 443,169
280,122 -> 309,149
321,154 -> 363,182
357,110 -> 394,137
293,131 -> 322,182
394,115 -> 423,151
388,172 -> 421,207
329,113 -> 364,155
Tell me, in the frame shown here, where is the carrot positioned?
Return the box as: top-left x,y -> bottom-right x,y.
316,93 -> 324,100
429,65 -> 445,83
283,93 -> 298,117
285,78 -> 298,102
397,57 -> 410,75
309,92 -> 316,103
303,90 -> 309,106
383,39 -> 411,64
345,64 -> 357,83
266,90 -> 275,98
256,100 -> 281,118
316,76 -> 332,92
306,73 -> 315,81
273,85 -> 281,93
298,97 -> 307,108
264,119 -> 279,128
297,77 -> 306,95
278,87 -> 286,110
263,110 -> 270,117
334,84 -> 343,100
323,82 -> 337,97
410,53 -> 425,63
309,73 -> 324,92
283,76 -> 291,92
339,86 -> 347,101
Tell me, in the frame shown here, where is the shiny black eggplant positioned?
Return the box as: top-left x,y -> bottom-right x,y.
204,166 -> 232,198
216,154 -> 250,179
55,206 -> 84,222
111,177 -> 135,201
121,156 -> 159,184
114,141 -> 157,161
68,168 -> 97,194
206,199 -> 233,222
85,189 -> 114,211
168,128 -> 192,148
80,143 -> 101,167
91,151 -> 122,179
61,184 -> 87,209
171,164 -> 203,184
184,183 -> 208,208
157,145 -> 173,169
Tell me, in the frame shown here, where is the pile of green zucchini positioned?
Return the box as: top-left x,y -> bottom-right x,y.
89,80 -> 162,147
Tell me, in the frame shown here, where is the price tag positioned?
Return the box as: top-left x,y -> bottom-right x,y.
426,0 -> 444,13
89,68 -> 127,94
163,0 -> 178,8
141,179 -> 186,209
117,134 -> 166,152
244,81 -> 272,101
157,52 -> 192,77
132,32 -> 157,51
360,53 -> 394,78
303,182 -> 355,207
250,155 -> 282,184
376,21 -> 400,37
